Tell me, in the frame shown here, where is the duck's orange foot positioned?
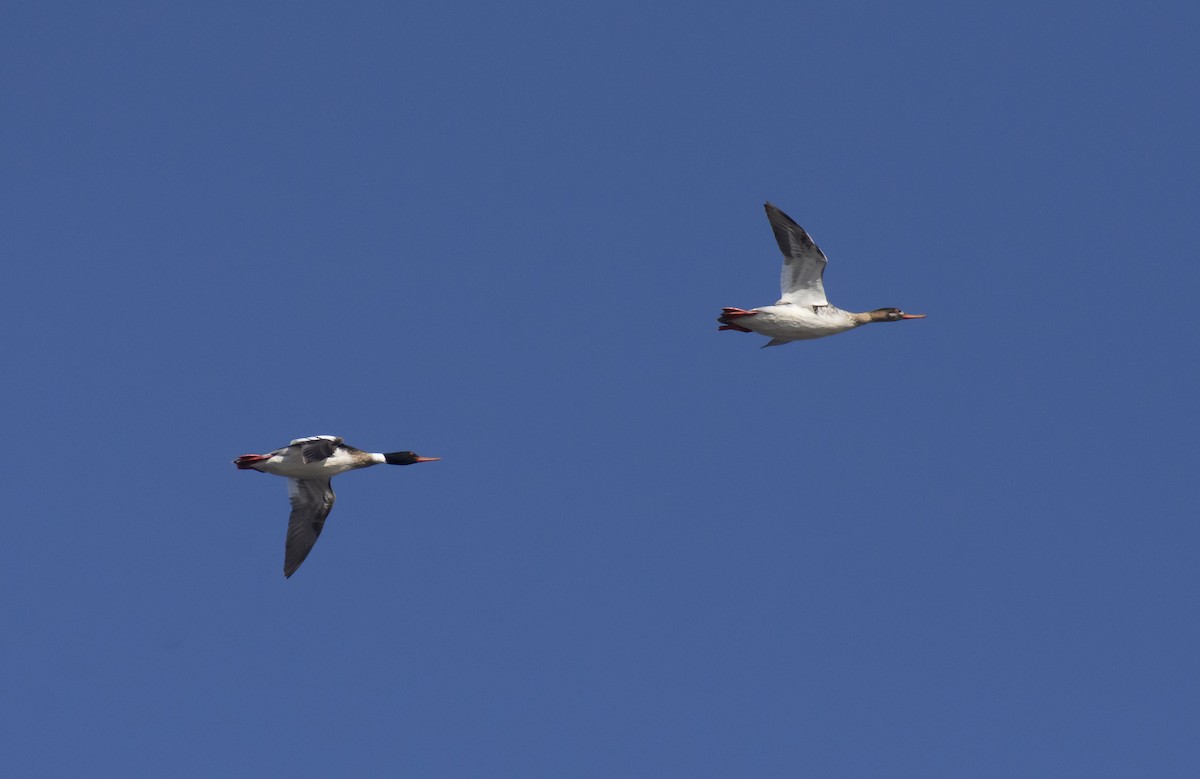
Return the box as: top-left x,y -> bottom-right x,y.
717,307 -> 757,331
720,307 -> 758,318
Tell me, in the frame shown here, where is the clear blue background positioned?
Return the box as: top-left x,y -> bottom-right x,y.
3,1 -> 1197,776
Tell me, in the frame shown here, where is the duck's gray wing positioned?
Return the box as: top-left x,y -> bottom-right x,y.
765,202 -> 829,307
284,478 -> 336,578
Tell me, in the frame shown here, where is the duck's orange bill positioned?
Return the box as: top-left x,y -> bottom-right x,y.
413,456 -> 441,463
900,313 -> 927,319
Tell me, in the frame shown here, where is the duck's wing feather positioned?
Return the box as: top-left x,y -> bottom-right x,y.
765,202 -> 829,307
288,435 -> 343,464
284,478 -> 336,578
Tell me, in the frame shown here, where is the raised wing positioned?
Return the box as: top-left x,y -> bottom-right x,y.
284,478 -> 336,578
289,435 -> 343,464
765,202 -> 829,306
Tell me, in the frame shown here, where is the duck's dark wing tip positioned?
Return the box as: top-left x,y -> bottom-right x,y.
762,203 -> 826,265
763,202 -> 807,237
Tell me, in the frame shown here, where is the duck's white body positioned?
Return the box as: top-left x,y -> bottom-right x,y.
733,303 -> 859,342
248,439 -> 385,480
719,203 -> 925,346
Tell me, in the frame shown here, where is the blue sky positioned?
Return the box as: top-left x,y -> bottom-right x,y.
3,1 -> 1198,776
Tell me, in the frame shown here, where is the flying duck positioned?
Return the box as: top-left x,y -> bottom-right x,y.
718,203 -> 926,346
234,435 -> 439,577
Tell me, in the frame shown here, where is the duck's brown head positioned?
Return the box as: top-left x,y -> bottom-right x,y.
867,308 -> 927,323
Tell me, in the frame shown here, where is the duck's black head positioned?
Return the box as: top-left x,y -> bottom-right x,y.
383,451 -> 441,465
868,307 -> 927,323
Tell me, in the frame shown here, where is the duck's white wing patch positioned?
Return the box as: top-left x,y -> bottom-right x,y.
289,435 -> 343,446
284,478 -> 336,578
765,203 -> 829,307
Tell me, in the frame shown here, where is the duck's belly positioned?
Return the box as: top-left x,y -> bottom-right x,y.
744,305 -> 856,341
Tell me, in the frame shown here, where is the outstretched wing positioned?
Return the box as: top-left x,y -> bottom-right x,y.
284,478 -> 336,577
765,202 -> 829,306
